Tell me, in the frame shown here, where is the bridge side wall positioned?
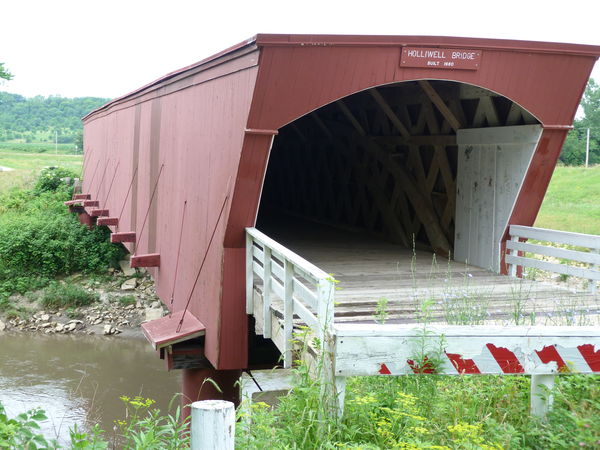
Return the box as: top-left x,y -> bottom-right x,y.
455,124 -> 543,272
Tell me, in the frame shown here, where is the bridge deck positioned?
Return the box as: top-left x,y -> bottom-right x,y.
255,217 -> 599,326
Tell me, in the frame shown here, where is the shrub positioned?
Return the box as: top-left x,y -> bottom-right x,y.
0,183 -> 123,301
40,282 -> 98,309
33,166 -> 78,194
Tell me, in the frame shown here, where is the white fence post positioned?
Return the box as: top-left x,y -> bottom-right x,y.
191,400 -> 235,450
509,234 -> 519,278
263,246 -> 272,339
283,259 -> 294,368
246,233 -> 254,314
530,374 -> 555,418
591,249 -> 599,294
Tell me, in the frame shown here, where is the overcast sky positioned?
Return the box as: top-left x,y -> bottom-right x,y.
2,0 -> 599,99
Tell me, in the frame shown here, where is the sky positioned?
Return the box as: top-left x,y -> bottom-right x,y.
2,0 -> 600,100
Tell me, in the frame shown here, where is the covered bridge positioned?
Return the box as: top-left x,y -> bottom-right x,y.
73,35 -> 600,405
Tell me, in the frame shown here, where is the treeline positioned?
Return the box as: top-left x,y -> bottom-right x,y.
560,78 -> 599,165
0,91 -> 109,144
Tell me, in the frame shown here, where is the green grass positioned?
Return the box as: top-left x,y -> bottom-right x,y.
39,282 -> 98,309
235,344 -> 600,449
0,141 -> 78,154
0,147 -> 82,193
535,165 -> 600,235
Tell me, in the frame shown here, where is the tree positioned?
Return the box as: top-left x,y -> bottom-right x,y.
580,78 -> 600,122
559,79 -> 600,165
0,63 -> 12,81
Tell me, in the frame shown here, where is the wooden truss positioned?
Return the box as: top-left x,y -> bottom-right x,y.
262,80 -> 538,254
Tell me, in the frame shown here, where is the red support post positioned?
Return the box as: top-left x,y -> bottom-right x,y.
110,232 -> 136,243
97,217 -> 119,226
73,193 -> 91,200
90,209 -> 109,217
78,212 -> 95,230
181,368 -> 241,422
131,253 -> 161,268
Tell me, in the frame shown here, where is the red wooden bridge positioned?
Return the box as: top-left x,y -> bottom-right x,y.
70,34 -> 600,413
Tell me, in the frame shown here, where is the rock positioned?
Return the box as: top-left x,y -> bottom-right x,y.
56,312 -> 62,317
145,307 -> 163,322
119,260 -> 137,277
121,278 -> 138,291
39,322 -> 52,328
40,314 -> 50,321
65,322 -> 77,332
0,320 -> 5,332
93,318 -> 103,325
108,267 -> 115,274
99,292 -> 110,304
55,323 -> 64,332
103,324 -> 117,335
150,301 -> 161,309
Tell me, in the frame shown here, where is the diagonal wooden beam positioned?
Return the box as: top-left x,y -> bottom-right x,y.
479,96 -> 500,127
334,142 -> 410,247
418,80 -> 463,132
336,100 -> 366,136
290,123 -> 308,142
310,112 -> 333,139
368,89 -> 411,138
335,102 -> 451,256
505,103 -> 522,126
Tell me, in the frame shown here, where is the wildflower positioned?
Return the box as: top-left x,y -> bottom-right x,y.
251,401 -> 270,411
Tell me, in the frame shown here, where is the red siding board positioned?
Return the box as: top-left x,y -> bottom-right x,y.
219,247 -> 248,368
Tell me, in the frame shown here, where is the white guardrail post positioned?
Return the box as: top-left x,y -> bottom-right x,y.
530,374 -> 555,418
190,400 -> 235,450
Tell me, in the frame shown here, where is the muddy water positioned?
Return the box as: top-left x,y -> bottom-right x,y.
0,332 -> 180,445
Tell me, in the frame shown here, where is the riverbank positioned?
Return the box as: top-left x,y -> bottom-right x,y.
0,262 -> 167,339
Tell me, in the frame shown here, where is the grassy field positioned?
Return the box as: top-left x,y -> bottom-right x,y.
0,141 -> 79,154
535,165 -> 600,235
0,148 -> 82,192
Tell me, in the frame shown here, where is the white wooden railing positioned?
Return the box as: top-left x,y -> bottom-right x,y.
506,225 -> 600,293
246,228 -> 335,368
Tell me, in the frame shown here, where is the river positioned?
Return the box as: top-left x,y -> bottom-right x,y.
0,332 -> 180,445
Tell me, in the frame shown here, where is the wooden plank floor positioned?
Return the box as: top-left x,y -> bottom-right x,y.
256,216 -> 600,326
